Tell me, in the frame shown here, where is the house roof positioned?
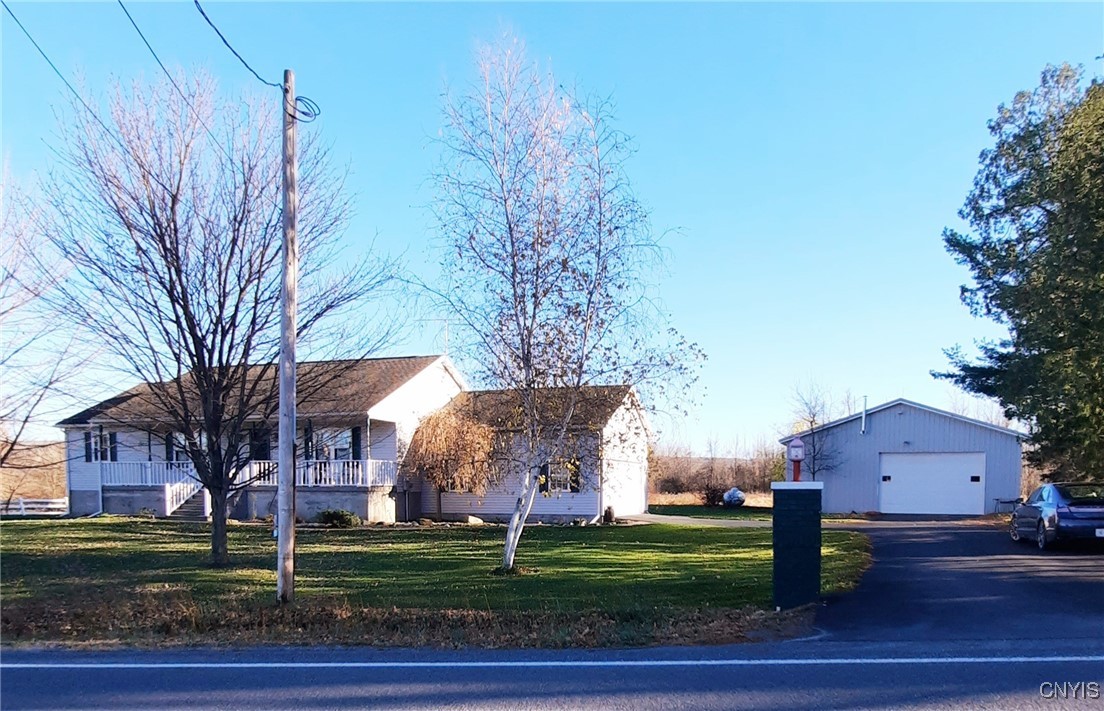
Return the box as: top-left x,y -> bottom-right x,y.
57,355 -> 446,427
777,398 -> 1027,444
446,385 -> 633,432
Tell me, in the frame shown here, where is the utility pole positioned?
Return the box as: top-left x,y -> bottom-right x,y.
276,68 -> 298,603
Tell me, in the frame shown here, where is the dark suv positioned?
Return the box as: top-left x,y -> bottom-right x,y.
1010,482 -> 1104,550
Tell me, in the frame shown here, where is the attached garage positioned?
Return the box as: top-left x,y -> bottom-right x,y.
780,399 -> 1023,516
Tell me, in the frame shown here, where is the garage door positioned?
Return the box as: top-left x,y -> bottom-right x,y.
879,453 -> 985,515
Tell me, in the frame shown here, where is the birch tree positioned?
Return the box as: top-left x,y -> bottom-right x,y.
432,37 -> 702,571
38,74 -> 403,565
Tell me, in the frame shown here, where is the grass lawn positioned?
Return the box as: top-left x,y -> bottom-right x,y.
649,504 -> 774,521
0,518 -> 870,648
649,504 -> 872,522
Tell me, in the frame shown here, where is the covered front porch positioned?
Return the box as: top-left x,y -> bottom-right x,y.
98,457 -> 412,521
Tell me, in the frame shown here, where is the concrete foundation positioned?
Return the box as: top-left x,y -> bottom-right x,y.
68,490 -> 101,516
102,486 -> 168,517
230,486 -> 397,523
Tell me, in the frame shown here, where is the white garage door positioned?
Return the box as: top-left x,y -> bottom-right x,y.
879,453 -> 986,515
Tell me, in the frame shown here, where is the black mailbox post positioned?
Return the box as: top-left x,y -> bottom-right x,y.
771,481 -> 823,610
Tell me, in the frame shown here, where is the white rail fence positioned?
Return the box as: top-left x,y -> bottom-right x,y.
0,498 -> 69,516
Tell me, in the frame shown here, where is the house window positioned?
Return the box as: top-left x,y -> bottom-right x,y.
249,425 -> 272,461
314,428 -> 353,461
165,431 -> 204,463
541,459 -> 582,494
84,429 -> 118,462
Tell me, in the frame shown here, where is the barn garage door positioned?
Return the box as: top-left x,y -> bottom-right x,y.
879,453 -> 985,515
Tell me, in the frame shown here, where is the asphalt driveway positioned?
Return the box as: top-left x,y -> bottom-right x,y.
816,522 -> 1104,642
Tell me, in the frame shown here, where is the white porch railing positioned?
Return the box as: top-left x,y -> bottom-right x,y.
166,478 -> 204,514
241,459 -> 398,488
94,454 -> 397,494
101,461 -> 197,486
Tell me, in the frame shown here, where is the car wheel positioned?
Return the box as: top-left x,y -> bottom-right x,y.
1036,521 -> 1050,551
1009,517 -> 1021,542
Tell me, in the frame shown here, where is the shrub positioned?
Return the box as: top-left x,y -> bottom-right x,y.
700,485 -> 726,507
657,476 -> 684,494
316,509 -> 362,528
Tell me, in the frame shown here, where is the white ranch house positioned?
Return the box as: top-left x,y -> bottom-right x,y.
59,355 -> 649,523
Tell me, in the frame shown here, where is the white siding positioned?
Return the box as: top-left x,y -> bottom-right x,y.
65,429 -> 98,491
368,420 -> 398,461
369,357 -> 465,461
420,433 -> 602,522
65,427 -> 157,491
599,399 -> 649,517
785,402 -> 1022,514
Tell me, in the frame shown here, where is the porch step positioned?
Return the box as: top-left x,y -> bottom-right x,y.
168,491 -> 208,522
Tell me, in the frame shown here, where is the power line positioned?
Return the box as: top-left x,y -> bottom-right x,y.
116,0 -> 239,168
3,0 -> 278,224
1,0 -> 127,149
2,0 -> 204,205
191,0 -> 319,123
191,0 -> 281,89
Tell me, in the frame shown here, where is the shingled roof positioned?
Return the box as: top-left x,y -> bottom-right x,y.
446,385 -> 633,432
57,355 -> 445,426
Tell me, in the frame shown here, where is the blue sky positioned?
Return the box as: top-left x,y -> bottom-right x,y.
3,2 -> 1100,452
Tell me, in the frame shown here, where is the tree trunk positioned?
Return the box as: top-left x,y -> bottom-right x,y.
210,488 -> 230,567
501,470 -> 541,570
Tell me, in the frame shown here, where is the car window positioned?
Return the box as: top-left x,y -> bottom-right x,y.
1055,484 -> 1104,501
1026,488 -> 1044,504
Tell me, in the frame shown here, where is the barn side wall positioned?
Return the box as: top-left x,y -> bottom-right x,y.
785,404 -> 1022,514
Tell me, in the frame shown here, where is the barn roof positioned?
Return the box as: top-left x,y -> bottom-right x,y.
778,398 -> 1027,444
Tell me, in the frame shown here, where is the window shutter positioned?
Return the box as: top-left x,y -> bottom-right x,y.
351,426 -> 362,460
165,433 -> 173,462
84,432 -> 93,462
538,463 -> 550,494
109,432 -> 118,462
249,425 -> 270,461
569,463 -> 581,493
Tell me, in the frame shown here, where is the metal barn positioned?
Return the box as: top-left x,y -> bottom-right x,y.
779,399 -> 1023,515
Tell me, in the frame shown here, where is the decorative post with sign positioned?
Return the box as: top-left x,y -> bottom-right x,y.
772,436 -> 823,610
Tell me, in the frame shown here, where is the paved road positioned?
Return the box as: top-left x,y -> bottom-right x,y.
3,640 -> 1103,710
3,520 -> 1102,709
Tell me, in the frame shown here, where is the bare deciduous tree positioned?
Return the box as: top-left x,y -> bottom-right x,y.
0,176 -> 83,477
431,37 -> 702,570
38,74 -> 403,565
791,384 -> 842,481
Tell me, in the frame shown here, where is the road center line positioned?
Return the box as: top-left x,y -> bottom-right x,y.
4,655 -> 1103,670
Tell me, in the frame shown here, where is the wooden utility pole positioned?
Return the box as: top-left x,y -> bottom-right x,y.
276,68 -> 298,603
